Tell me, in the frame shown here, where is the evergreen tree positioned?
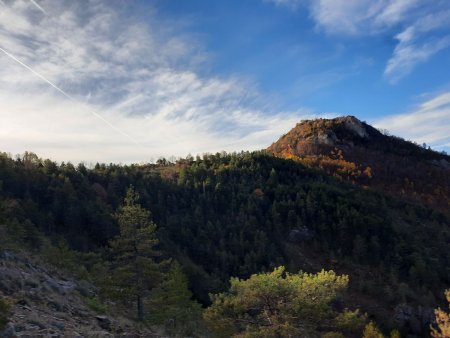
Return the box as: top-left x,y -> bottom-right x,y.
108,186 -> 167,321
147,262 -> 203,335
0,296 -> 11,331
204,266 -> 351,337
431,290 -> 450,338
362,322 -> 385,338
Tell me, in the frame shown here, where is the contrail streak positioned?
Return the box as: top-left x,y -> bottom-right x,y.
29,0 -> 46,14
0,46 -> 142,146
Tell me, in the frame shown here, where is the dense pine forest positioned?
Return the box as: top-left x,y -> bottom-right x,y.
1,142 -> 449,336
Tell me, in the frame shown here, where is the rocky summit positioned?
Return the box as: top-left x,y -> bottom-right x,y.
267,116 -> 372,156
267,116 -> 450,211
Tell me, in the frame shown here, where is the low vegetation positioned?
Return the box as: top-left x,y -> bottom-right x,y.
431,290 -> 450,338
204,267 -> 362,337
0,296 -> 11,331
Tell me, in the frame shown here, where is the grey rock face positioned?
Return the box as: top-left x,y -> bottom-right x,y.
344,119 -> 368,138
0,250 -> 156,337
431,158 -> 450,169
95,315 -> 112,330
288,227 -> 314,243
0,323 -> 16,338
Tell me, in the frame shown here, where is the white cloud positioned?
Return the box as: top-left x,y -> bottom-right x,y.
309,0 -> 385,36
374,92 -> 450,151
0,0 -> 316,163
264,0 -> 304,10
29,0 -> 46,14
384,35 -> 450,84
267,0 -> 450,82
382,7 -> 450,83
302,0 -> 420,36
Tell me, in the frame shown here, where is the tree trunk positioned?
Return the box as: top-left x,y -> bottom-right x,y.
137,295 -> 144,321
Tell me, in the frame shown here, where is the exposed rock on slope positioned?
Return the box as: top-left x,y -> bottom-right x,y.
0,250 -> 155,337
268,116 -> 450,210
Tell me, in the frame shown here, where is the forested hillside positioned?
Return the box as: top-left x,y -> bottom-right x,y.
1,144 -> 449,336
268,116 -> 450,211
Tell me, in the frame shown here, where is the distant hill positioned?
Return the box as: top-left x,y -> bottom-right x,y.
267,116 -> 450,211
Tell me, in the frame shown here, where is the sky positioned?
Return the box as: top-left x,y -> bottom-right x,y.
0,0 -> 449,163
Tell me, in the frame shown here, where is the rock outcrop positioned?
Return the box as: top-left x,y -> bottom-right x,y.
267,115 -> 450,211
0,250 -> 156,337
267,116 -> 373,157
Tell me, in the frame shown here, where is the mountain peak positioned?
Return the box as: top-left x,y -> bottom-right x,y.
267,116 -> 450,210
268,116 -> 377,156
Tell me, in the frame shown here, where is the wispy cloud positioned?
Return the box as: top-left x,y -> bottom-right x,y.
264,0 -> 304,10
29,0 -> 46,14
374,92 -> 450,151
0,46 -> 140,146
383,8 -> 450,83
303,0 -> 421,36
0,0 -> 315,163
267,0 -> 450,82
384,34 -> 450,84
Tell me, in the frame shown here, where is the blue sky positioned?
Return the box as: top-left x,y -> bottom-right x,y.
0,0 -> 449,163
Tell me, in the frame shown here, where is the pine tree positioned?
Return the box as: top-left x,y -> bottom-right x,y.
431,290 -> 450,338
109,186 -> 167,321
147,262 -> 203,335
204,266 -> 350,337
362,321 -> 385,338
0,296 -> 11,330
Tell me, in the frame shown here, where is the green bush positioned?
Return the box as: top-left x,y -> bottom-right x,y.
0,296 -> 11,330
84,297 -> 107,314
204,266 -> 351,337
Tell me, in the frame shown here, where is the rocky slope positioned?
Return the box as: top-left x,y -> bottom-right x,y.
0,250 -> 156,337
267,116 -> 450,211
